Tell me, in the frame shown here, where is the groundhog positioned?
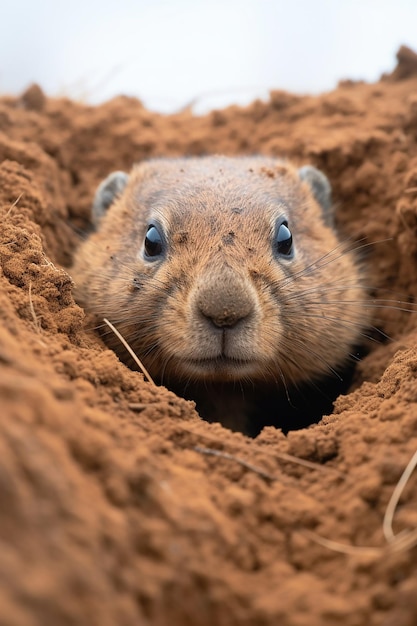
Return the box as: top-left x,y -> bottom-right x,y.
71,157 -> 370,434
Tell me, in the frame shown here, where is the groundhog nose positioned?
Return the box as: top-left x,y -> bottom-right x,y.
196,268 -> 255,328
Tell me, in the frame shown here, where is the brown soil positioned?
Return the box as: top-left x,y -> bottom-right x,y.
2,46 -> 417,626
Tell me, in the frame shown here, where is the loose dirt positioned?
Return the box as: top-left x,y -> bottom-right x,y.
2,46 -> 417,626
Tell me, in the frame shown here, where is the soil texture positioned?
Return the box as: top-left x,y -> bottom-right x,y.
2,46 -> 417,626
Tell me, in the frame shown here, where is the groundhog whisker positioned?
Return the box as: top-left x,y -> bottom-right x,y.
300,299 -> 417,314
285,296 -> 417,321
301,311 -> 391,333
283,280 -> 369,298
255,324 -> 345,382
282,237 -> 391,289
298,313 -> 383,343
285,278 -> 415,300
280,242 -> 354,287
280,236 -> 365,286
158,353 -> 178,387
280,340 -> 344,382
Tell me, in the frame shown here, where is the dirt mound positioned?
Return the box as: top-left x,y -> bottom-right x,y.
2,46 -> 417,625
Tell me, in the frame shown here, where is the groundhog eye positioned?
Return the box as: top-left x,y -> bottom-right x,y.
144,224 -> 164,258
275,221 -> 293,258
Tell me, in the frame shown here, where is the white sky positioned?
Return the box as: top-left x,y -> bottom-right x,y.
1,0 -> 417,113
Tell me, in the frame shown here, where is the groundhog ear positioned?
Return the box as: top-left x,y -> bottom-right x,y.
298,166 -> 333,227
92,171 -> 129,227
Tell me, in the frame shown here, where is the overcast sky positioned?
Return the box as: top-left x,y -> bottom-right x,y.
1,0 -> 417,113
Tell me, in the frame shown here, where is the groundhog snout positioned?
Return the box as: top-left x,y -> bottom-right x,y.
194,266 -> 256,329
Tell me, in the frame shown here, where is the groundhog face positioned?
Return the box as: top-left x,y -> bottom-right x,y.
72,157 -> 369,390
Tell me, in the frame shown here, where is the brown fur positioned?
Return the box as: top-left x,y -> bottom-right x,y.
71,157 -> 370,433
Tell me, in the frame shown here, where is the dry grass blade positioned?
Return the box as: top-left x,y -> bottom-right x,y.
178,423 -> 340,474
305,448 -> 417,557
386,527 -> 417,552
194,445 -> 282,483
103,317 -> 156,385
383,448 -> 417,542
5,193 -> 23,218
265,449 -> 342,475
28,281 -> 41,333
302,530 -> 382,556
304,526 -> 417,556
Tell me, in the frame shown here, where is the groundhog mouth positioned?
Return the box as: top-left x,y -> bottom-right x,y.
181,355 -> 260,378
